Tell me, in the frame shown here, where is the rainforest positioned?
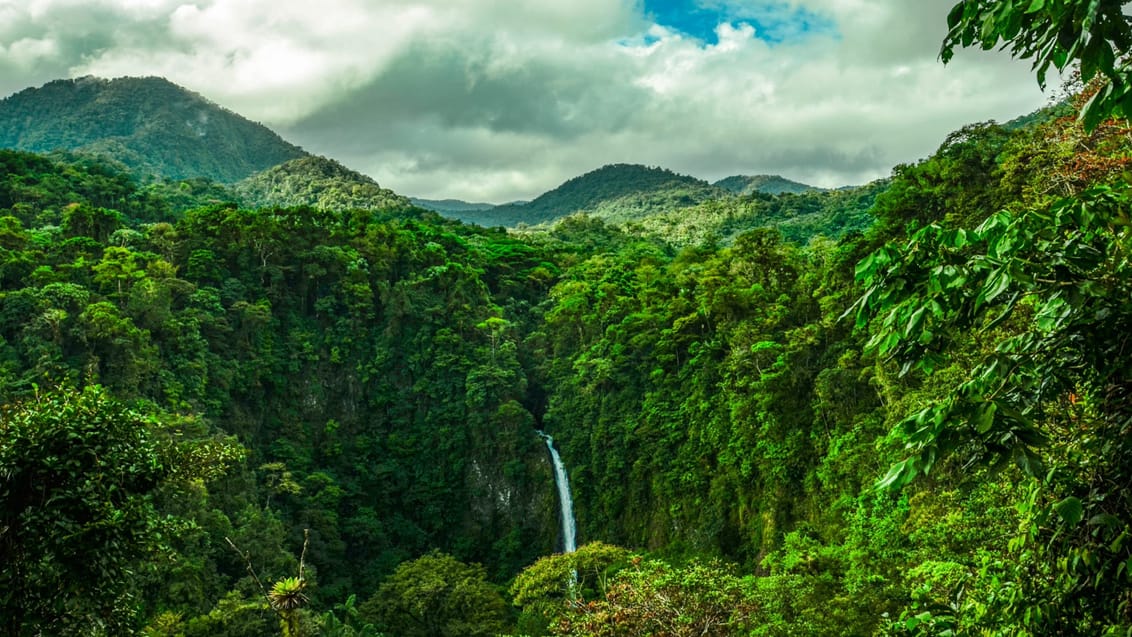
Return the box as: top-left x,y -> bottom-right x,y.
2,1 -> 1132,636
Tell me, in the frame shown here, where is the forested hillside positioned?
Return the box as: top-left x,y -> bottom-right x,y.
235,156 -> 410,211
427,165 -> 860,245
618,180 -> 885,246
410,197 -> 499,217
0,76 -> 307,182
0,148 -> 564,635
3,2 -> 1132,636
463,164 -> 727,227
714,174 -> 821,195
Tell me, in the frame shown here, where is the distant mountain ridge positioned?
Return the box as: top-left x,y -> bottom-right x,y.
419,169 -> 824,227
411,198 -> 499,215
714,174 -> 822,196
0,76 -> 307,183
451,164 -> 729,227
0,75 -> 843,234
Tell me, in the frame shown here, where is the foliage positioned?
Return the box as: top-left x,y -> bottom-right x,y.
0,386 -> 238,636
854,181 -> 1132,633
359,551 -> 508,637
510,541 -> 630,633
621,180 -> 885,247
714,174 -> 821,196
941,0 -> 1132,129
844,7 -> 1132,633
316,595 -> 380,637
4,32 -> 1132,633
548,556 -> 757,637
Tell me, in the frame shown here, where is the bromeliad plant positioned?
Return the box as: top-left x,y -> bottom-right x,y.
228,528 -> 311,636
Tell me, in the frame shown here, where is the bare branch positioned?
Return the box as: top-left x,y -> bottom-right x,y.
224,536 -> 283,620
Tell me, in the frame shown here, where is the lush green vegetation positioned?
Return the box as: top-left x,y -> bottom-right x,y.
417,170 -> 828,236
620,179 -> 884,246
0,148 -> 568,634
235,156 -> 410,212
3,3 -> 1132,635
446,162 -> 871,246
0,77 -> 306,182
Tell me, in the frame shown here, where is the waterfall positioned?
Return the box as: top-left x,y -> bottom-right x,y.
537,431 -> 577,553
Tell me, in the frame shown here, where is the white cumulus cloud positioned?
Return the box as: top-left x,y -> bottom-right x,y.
0,0 -> 1054,201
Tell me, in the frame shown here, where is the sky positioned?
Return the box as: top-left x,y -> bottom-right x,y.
0,0 -> 1054,202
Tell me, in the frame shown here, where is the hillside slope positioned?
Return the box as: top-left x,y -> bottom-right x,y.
411,198 -> 500,219
714,174 -> 822,195
0,76 -> 306,182
235,155 -> 410,211
622,180 -> 886,246
461,164 -> 727,227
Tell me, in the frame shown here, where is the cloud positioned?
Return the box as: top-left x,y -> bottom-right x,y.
0,0 -> 1053,202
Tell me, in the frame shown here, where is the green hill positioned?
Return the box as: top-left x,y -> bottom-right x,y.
0,76 -> 306,182
235,155 -> 410,211
622,180 -> 886,246
714,174 -> 822,195
462,164 -> 728,227
411,197 -> 499,217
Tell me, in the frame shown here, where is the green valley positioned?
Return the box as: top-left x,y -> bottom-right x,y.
2,2 -> 1132,636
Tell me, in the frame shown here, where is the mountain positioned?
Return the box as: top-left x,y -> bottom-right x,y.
235,155 -> 410,211
0,76 -> 306,182
459,164 -> 729,227
411,198 -> 499,218
714,174 -> 822,196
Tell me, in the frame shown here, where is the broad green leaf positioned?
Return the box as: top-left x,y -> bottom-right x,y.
875,457 -> 919,492
1035,295 -> 1070,331
1053,496 -> 1084,527
979,269 -> 1012,307
975,402 -> 998,434
903,306 -> 927,340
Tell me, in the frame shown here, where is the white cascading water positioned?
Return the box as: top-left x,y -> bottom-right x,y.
537,431 -> 577,553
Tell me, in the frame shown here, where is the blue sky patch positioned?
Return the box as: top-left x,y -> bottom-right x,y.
641,0 -> 836,45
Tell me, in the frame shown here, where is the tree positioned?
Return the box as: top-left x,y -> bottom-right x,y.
941,0 -> 1132,128
62,204 -> 123,243
837,5 -> 1132,633
853,184 -> 1132,633
359,551 -> 509,637
553,557 -> 758,637
510,541 -> 630,632
1,387 -> 204,635
92,246 -> 144,302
